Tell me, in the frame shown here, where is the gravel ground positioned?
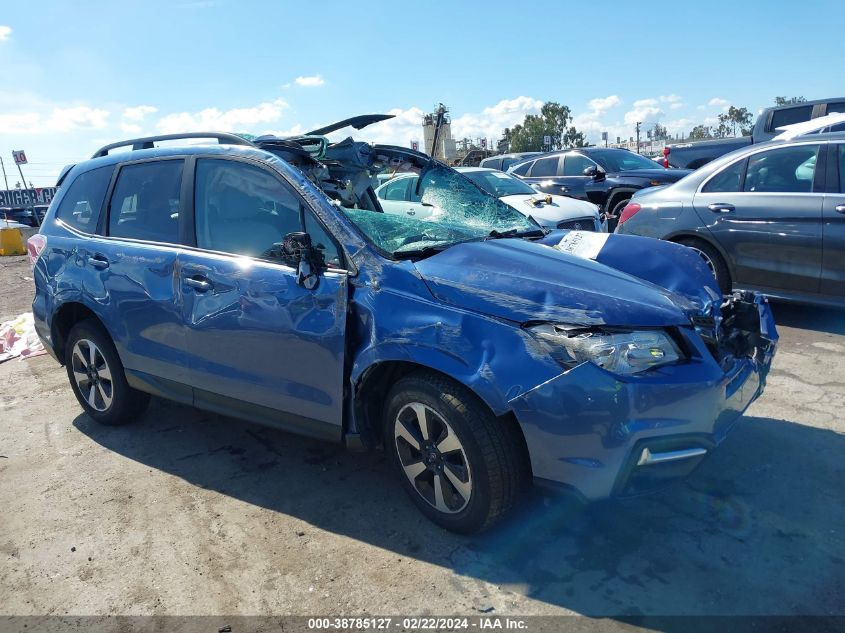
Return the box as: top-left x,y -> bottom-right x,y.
1,253 -> 844,625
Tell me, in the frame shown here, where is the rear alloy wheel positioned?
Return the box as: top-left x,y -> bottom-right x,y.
385,371 -> 527,533
678,238 -> 732,295
65,320 -> 150,425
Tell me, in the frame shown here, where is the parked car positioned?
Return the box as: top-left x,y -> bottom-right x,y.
29,124 -> 777,533
1,204 -> 47,227
479,152 -> 542,171
374,167 -> 606,231
664,97 -> 845,169
508,148 -> 691,230
615,130 -> 845,307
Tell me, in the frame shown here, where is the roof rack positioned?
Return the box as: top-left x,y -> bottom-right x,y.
91,132 -> 256,159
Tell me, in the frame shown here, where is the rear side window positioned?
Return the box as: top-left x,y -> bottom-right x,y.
769,105 -> 813,131
530,156 -> 559,177
827,102 -> 845,115
54,166 -> 113,232
703,158 -> 747,193
108,160 -> 184,243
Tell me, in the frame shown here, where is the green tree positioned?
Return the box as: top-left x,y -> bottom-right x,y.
775,96 -> 807,106
716,106 -> 753,137
504,101 -> 586,152
563,126 -> 587,148
688,125 -> 712,140
649,122 -> 669,141
540,102 -> 571,150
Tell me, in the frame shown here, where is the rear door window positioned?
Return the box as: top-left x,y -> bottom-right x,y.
381,177 -> 411,201
108,160 -> 184,243
529,156 -> 559,177
54,166 -> 113,233
510,161 -> 531,176
562,153 -> 596,176
743,145 -> 819,193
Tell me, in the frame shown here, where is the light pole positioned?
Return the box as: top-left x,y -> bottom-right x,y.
635,122 -> 642,154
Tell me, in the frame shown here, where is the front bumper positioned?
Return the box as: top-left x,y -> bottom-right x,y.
509,294 -> 777,500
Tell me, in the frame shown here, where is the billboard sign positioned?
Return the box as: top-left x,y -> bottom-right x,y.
0,187 -> 58,208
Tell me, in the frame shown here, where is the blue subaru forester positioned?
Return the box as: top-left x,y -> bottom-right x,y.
29,120 -> 778,533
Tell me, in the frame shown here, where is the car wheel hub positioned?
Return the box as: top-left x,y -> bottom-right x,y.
71,339 -> 114,412
394,402 -> 472,514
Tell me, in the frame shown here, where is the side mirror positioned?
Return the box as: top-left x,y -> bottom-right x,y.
583,166 -> 598,178
282,232 -> 324,290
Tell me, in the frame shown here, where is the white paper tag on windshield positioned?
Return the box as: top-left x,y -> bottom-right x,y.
555,231 -> 610,260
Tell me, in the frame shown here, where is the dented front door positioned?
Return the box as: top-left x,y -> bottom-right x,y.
179,252 -> 348,435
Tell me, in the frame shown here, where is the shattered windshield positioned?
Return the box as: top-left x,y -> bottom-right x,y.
460,169 -> 538,197
340,162 -> 538,258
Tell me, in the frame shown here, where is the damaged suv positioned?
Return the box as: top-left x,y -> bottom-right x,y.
29,116 -> 778,533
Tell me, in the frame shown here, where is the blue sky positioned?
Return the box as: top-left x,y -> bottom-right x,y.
1,0 -> 844,186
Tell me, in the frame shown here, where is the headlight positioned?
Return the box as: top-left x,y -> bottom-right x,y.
527,324 -> 684,375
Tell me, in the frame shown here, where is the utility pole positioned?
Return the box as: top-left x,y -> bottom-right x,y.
635,122 -> 642,154
0,157 -> 8,190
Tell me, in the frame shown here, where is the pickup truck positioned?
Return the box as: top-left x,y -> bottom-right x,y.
664,97 -> 845,169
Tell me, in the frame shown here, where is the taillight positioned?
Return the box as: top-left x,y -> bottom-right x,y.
26,234 -> 47,266
617,203 -> 642,226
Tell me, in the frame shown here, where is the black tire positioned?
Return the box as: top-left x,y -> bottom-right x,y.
607,196 -> 631,232
384,371 -> 527,534
677,237 -> 732,295
65,319 -> 150,425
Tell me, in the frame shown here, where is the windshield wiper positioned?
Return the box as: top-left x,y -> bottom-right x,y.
486,227 -> 547,240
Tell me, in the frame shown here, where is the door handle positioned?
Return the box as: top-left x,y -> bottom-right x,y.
708,203 -> 735,213
184,275 -> 212,292
88,254 -> 109,270
835,205 -> 845,214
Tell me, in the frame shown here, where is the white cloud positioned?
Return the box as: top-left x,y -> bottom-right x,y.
294,75 -> 325,87
633,98 -> 659,108
123,105 -> 158,121
624,104 -> 664,127
156,98 -> 288,133
708,97 -> 730,110
120,122 -> 143,135
0,25 -> 11,41
451,96 -> 543,141
587,95 -> 622,112
0,105 -> 110,134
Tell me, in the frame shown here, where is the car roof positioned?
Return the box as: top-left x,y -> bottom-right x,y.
65,143 -> 291,187
455,167 -> 495,173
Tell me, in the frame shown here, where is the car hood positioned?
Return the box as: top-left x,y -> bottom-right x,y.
613,168 -> 692,180
413,238 -> 692,327
499,194 -> 598,225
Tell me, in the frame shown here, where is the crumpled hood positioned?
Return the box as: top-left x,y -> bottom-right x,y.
413,238 -> 692,327
499,194 -> 598,226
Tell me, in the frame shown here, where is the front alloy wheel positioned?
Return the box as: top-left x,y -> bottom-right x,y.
394,402 -> 473,514
384,371 -> 528,533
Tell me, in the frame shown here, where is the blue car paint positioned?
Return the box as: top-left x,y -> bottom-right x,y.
33,143 -> 778,501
